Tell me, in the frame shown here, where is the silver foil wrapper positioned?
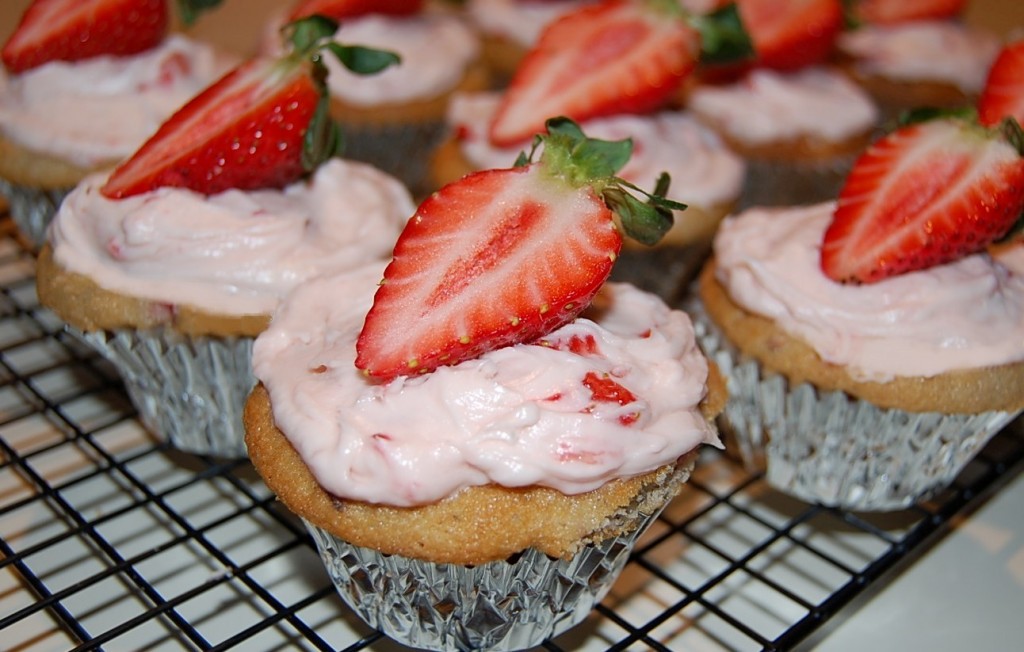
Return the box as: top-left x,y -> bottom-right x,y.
0,178 -> 71,249
304,506 -> 662,652
689,299 -> 1021,511
75,327 -> 255,458
738,153 -> 859,209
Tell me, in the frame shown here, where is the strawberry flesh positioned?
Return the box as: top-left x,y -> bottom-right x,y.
101,58 -> 319,198
582,371 -> 640,426
2,0 -> 168,74
488,0 -> 698,147
852,0 -> 966,25
355,165 -> 622,379
821,118 -> 1024,284
979,40 -> 1024,128
288,0 -> 423,21
736,0 -> 842,70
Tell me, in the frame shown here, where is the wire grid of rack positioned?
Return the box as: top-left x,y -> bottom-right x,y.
1,212 -> 1022,652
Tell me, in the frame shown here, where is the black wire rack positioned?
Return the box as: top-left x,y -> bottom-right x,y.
1,212 -> 1022,652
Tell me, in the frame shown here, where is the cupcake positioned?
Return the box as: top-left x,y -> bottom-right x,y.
693,113 -> 1024,510
262,0 -> 490,196
0,0 -> 230,247
35,19 -> 414,458
836,19 -> 1001,123
432,91 -> 746,296
686,66 -> 880,207
245,120 -> 725,650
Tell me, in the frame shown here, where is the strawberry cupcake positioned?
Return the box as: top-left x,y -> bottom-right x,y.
262,0 -> 490,196
693,114 -> 1024,510
836,19 -> 1001,123
686,66 -> 880,207
35,20 -> 414,458
245,121 -> 725,649
0,0 -> 230,248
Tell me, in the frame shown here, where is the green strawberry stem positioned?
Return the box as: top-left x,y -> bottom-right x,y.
517,117 -> 687,247
277,15 -> 401,172
691,3 -> 755,65
175,0 -> 225,26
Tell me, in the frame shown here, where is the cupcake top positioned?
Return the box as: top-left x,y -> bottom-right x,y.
262,10 -> 479,106
48,159 -> 414,317
687,66 -> 880,146
712,202 -> 1024,383
253,272 -> 720,507
465,0 -> 597,47
447,91 -> 746,210
837,20 -> 1001,93
0,35 -> 229,168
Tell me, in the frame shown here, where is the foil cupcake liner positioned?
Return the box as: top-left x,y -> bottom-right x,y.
738,154 -> 858,209
75,326 -> 255,458
304,506 -> 661,652
689,299 -> 1021,511
0,178 -> 71,249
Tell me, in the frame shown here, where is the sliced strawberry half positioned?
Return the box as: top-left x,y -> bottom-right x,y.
356,118 -> 685,380
101,17 -> 399,198
821,114 -> 1024,284
488,0 -> 699,147
851,0 -> 966,25
979,40 -> 1024,128
2,0 -> 169,74
288,0 -> 423,21
735,0 -> 843,71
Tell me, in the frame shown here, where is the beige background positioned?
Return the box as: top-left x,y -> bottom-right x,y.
1,0 -> 1022,56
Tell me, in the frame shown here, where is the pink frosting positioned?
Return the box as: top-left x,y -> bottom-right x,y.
253,276 -> 721,507
712,202 -> 1024,382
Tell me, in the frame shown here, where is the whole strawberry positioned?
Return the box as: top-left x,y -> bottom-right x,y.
355,118 -> 685,380
821,110 -> 1024,284
100,16 -> 399,199
1,0 -> 221,74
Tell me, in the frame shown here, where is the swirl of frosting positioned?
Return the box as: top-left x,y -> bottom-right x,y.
687,67 -> 880,146
0,35 -> 231,168
838,21 -> 1000,93
253,275 -> 720,507
48,159 -> 415,317
466,0 -> 597,47
712,202 -> 1024,382
447,91 -> 745,209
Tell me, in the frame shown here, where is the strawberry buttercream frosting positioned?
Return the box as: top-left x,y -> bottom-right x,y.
47,159 -> 415,316
838,20 -> 1001,93
465,0 -> 597,47
253,274 -> 720,507
712,202 -> 1024,382
687,67 -> 880,146
446,91 -> 745,210
0,35 -> 231,169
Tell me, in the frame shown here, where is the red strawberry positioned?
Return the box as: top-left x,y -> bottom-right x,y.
821,114 -> 1024,284
288,0 -> 423,21
355,118 -> 684,380
851,0 -> 966,25
583,372 -> 641,425
734,0 -> 843,71
2,0 -> 169,74
101,17 -> 399,199
979,41 -> 1024,128
488,0 -> 700,147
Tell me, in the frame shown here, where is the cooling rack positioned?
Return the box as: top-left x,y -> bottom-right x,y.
1,212 -> 1022,652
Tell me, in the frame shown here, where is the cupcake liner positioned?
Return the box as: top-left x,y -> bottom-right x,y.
738,154 -> 859,209
689,298 -> 1021,511
0,177 -> 71,249
304,506 -> 661,652
340,120 -> 447,198
611,242 -> 712,302
74,326 -> 255,458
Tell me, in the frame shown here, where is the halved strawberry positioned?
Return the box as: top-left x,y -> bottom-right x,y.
850,0 -> 966,25
288,0 -> 423,21
979,40 -> 1024,128
2,0 -> 168,74
101,17 -> 399,199
821,113 -> 1024,284
355,118 -> 685,380
734,0 -> 843,70
487,0 -> 700,147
